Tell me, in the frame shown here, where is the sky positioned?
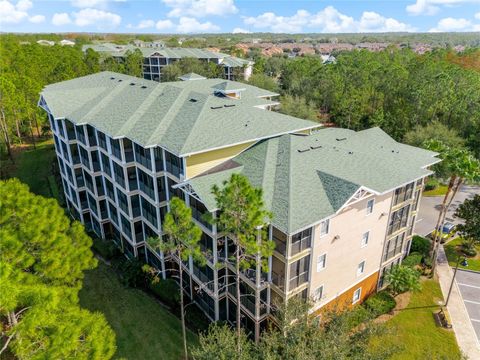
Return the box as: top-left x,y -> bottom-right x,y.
1,0 -> 479,34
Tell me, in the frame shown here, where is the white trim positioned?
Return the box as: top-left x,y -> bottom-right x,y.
361,231 -> 370,248
352,287 -> 362,304
316,253 -> 327,272
366,198 -> 375,216
357,260 -> 366,277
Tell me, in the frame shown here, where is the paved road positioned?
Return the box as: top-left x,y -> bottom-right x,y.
415,185 -> 480,237
455,270 -> 480,343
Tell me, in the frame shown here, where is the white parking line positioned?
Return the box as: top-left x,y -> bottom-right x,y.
464,300 -> 480,305
471,319 -> 480,323
457,283 -> 480,290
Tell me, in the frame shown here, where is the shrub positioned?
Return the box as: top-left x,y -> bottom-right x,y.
114,258 -> 147,288
424,178 -> 439,191
422,256 -> 432,269
92,237 -> 120,260
346,305 -> 372,328
148,279 -> 181,309
411,235 -> 431,257
462,244 -> 477,257
185,304 -> 210,332
385,265 -> 421,296
364,291 -> 396,317
402,252 -> 423,268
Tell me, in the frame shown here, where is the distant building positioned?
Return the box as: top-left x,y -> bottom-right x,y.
321,54 -> 336,64
37,40 -> 55,46
82,43 -> 254,82
134,39 -> 166,48
60,39 -> 75,46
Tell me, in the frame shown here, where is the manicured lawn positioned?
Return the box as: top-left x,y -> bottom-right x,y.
423,184 -> 448,197
378,279 -> 462,360
445,237 -> 480,272
79,262 -> 198,360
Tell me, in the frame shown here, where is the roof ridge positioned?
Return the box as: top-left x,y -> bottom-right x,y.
117,84 -> 164,137
145,84 -> 191,147
179,92 -> 215,154
81,79 -> 130,130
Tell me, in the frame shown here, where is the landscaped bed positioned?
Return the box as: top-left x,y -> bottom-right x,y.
444,237 -> 480,272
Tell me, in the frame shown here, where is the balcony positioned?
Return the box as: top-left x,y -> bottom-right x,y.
290,237 -> 311,256
289,271 -> 308,291
271,271 -> 285,290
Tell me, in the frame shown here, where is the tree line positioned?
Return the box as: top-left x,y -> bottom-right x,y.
248,48 -> 480,159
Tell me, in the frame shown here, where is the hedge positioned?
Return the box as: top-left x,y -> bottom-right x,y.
364,291 -> 396,317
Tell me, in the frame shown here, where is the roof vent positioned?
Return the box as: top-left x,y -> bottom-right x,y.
297,148 -> 311,153
130,82 -> 135,86
224,104 -> 235,108
118,79 -> 123,82
110,77 -> 115,80
310,145 -> 322,150
336,137 -> 347,141
210,106 -> 223,110
189,98 -> 197,102
141,85 -> 147,89
348,151 -> 354,154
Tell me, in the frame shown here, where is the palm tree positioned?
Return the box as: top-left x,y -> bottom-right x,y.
426,140 -> 480,273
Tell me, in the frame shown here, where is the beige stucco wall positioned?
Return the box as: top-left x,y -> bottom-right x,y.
309,191 -> 393,311
185,141 -> 254,179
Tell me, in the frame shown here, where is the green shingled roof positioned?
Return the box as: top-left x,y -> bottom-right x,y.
179,73 -> 207,81
41,71 -> 318,156
81,44 -> 250,68
186,127 -> 440,234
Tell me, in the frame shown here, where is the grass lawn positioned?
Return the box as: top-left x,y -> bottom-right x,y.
377,279 -> 462,360
444,237 -> 480,272
5,139 -> 62,201
423,184 -> 448,197
79,262 -> 198,360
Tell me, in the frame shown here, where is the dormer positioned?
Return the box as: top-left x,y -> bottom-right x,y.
179,73 -> 207,81
212,81 -> 245,99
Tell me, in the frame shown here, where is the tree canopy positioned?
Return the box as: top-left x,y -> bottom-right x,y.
0,179 -> 116,359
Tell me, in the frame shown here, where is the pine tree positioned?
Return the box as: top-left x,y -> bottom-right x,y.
211,173 -> 274,349
147,197 -> 204,360
0,179 -> 116,359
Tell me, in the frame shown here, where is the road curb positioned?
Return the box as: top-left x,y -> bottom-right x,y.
455,268 -> 480,275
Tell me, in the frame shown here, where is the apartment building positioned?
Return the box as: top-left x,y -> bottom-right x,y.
82,43 -> 253,81
39,71 -> 439,340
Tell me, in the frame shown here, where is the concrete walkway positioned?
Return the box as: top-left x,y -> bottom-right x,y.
436,246 -> 480,359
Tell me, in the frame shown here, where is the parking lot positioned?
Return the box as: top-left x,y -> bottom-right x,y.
455,269 -> 480,343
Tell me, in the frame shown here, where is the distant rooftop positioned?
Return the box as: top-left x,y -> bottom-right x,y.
186,127 -> 440,234
81,43 -> 252,67
40,71 -> 318,157
179,73 -> 207,81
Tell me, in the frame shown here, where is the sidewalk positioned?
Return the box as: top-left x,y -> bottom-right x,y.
436,246 -> 480,359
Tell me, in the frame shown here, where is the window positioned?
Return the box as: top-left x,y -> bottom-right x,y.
361,231 -> 370,248
352,288 -> 362,304
366,199 -> 374,215
357,261 -> 365,276
317,253 -> 327,272
319,219 -> 329,236
313,285 -> 324,302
